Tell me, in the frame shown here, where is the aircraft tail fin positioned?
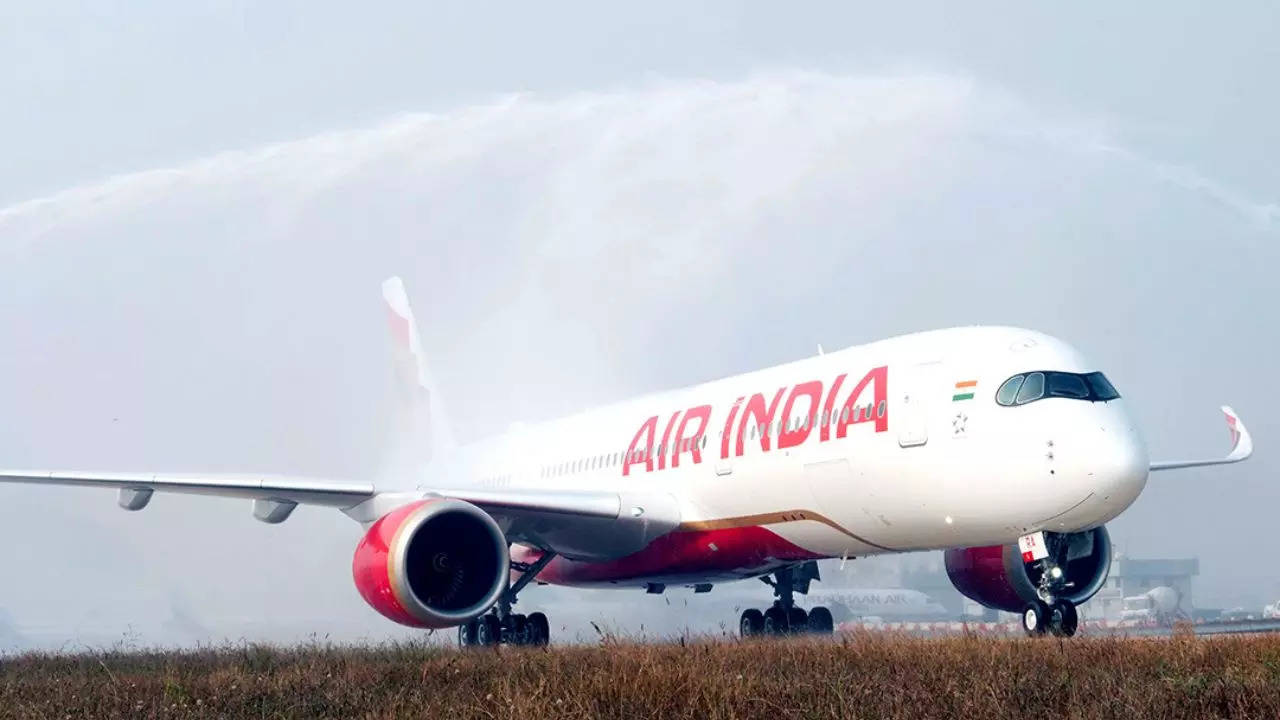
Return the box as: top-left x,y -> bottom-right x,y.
381,276 -> 456,467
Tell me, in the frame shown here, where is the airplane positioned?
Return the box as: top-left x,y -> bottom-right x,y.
0,277 -> 1254,645
1118,586 -> 1186,626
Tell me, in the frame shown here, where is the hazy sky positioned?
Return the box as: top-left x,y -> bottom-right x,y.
1,3 -> 1277,649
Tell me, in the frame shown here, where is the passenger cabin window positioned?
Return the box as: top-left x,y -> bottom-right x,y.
996,370 -> 1122,406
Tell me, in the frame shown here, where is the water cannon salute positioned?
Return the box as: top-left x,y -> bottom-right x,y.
0,272 -> 1253,642
2,7 -> 1278,715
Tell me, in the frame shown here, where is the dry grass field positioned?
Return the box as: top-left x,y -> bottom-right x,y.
2,631 -> 1278,719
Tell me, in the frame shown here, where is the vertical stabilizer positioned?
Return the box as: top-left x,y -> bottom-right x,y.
381,276 -> 456,467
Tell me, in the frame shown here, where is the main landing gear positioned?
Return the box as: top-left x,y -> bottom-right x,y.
739,563 -> 835,638
458,550 -> 557,648
1020,533 -> 1080,638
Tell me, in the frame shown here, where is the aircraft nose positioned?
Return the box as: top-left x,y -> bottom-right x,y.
1089,419 -> 1149,513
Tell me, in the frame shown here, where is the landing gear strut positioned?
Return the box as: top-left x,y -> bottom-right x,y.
459,549 -> 556,648
739,563 -> 834,638
1020,532 -> 1080,637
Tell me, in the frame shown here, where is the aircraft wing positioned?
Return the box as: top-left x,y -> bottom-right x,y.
0,470 -> 375,519
0,471 -> 628,514
1149,406 -> 1254,472
0,470 -> 678,557
0,470 -> 376,506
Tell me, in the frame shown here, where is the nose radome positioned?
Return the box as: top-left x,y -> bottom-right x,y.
1094,424 -> 1149,512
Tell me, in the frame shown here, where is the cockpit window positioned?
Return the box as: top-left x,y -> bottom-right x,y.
996,370 -> 1121,406
1047,372 -> 1089,399
996,375 -> 1024,405
1015,372 -> 1045,404
1084,372 -> 1120,401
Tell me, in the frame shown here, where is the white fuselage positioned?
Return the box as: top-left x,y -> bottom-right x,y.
417,326 -> 1150,587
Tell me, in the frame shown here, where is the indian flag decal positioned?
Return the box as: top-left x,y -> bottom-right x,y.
952,380 -> 976,402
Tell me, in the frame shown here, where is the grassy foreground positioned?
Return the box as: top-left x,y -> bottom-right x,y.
2,632 -> 1279,719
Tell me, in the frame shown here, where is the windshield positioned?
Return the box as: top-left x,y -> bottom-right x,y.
995,371 -> 1120,406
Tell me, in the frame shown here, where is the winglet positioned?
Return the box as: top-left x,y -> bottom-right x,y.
1220,405 -> 1253,462
1149,405 -> 1253,472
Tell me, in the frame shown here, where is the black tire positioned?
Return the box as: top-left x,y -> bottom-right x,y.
527,612 -> 550,647
788,607 -> 808,634
807,606 -> 834,635
509,614 -> 528,645
458,619 -> 478,647
1051,601 -> 1079,637
763,606 -> 787,635
1022,601 -> 1050,637
476,615 -> 501,646
740,609 -> 764,637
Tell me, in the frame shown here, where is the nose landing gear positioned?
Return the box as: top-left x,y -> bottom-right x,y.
1021,599 -> 1079,637
1020,533 -> 1081,637
738,563 -> 835,637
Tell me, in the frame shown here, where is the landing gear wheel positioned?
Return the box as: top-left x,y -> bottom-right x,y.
763,606 -> 787,635
476,615 -> 501,646
1049,601 -> 1078,637
807,606 -> 834,635
527,612 -> 550,647
458,619 -> 479,647
1022,600 -> 1050,637
740,609 -> 765,637
509,614 -> 529,645
788,607 -> 808,634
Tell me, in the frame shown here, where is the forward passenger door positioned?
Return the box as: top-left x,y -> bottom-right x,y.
896,362 -> 941,448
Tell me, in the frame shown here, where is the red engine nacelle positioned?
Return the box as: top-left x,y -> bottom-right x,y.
352,498 -> 509,628
944,527 -> 1112,613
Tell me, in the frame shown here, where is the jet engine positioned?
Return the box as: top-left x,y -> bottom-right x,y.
352,498 -> 509,628
943,527 -> 1112,612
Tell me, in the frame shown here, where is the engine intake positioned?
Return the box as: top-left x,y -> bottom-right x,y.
352,499 -> 509,628
944,527 -> 1112,612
